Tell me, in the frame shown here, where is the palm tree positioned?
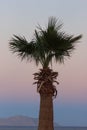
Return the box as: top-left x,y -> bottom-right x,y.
9,17 -> 82,130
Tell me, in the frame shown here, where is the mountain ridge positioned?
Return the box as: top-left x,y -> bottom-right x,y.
0,115 -> 58,126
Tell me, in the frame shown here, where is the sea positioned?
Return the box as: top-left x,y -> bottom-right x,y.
0,126 -> 87,130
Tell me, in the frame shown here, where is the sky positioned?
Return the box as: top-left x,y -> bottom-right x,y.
0,0 -> 87,126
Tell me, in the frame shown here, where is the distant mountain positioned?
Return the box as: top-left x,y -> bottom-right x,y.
0,115 -> 38,126
0,115 -> 58,126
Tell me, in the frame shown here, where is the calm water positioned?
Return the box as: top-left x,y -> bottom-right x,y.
0,126 -> 87,130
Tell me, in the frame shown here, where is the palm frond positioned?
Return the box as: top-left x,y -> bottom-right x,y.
69,35 -> 82,43
9,35 -> 35,60
48,16 -> 62,31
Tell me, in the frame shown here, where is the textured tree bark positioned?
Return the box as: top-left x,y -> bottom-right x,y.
38,94 -> 54,130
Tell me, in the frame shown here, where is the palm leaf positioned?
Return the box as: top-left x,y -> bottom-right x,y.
9,35 -> 35,60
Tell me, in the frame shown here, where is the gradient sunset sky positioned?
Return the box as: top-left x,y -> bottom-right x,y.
0,0 -> 87,126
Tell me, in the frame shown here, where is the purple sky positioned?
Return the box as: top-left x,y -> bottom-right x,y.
0,0 -> 87,126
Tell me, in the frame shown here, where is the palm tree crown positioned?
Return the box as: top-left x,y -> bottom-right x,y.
9,17 -> 82,68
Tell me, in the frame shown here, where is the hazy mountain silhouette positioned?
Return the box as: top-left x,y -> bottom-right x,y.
0,115 -> 58,126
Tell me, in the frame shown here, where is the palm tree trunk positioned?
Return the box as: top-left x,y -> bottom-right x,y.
38,94 -> 54,130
